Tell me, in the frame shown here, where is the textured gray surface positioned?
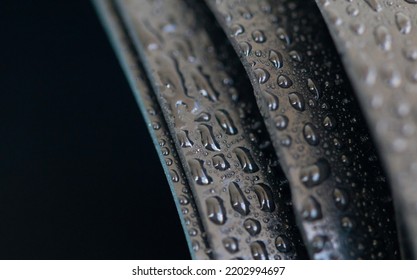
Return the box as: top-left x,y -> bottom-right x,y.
93,0 -> 210,259
315,0 -> 417,259
115,0 -> 306,259
206,0 -> 398,259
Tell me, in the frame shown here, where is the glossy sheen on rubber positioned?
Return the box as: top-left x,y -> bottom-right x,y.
115,0 -> 306,259
93,0 -> 210,259
314,0 -> 417,259
206,0 -> 399,259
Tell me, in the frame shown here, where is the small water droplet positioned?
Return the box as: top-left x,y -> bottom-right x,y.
244,218 -> 261,236
215,110 -> 238,135
288,92 -> 305,111
252,30 -> 266,43
289,50 -> 303,62
212,154 -> 230,171
170,169 -> 179,182
239,41 -> 252,56
231,24 -> 245,36
300,159 -> 331,187
312,235 -> 327,252
195,112 -> 211,122
268,50 -> 283,68
307,78 -> 320,99
333,188 -> 349,210
323,116 -> 336,130
206,196 -> 226,225
350,23 -> 365,35
275,236 -> 292,253
234,147 -> 259,173
364,0 -> 382,12
280,135 -> 292,147
223,237 -> 239,253
276,27 -> 291,45
229,182 -> 250,215
303,123 -> 320,146
278,74 -> 293,88
254,68 -> 270,84
189,159 -> 212,185
254,183 -> 275,212
346,5 -> 359,16
341,216 -> 355,230
301,196 -> 322,221
275,115 -> 289,130
250,241 -> 268,260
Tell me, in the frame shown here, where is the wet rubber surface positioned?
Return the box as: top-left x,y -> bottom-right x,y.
315,0 -> 417,259
206,0 -> 398,259
93,0 -> 410,259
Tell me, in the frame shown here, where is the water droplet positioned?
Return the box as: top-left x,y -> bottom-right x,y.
404,0 -> 417,4
289,50 -> 303,62
152,122 -> 161,130
239,41 -> 252,56
280,135 -> 292,147
231,24 -> 244,36
374,25 -> 392,51
170,169 -> 179,182
161,147 -> 170,156
195,112 -> 211,122
244,218 -> 261,236
277,74 -> 293,88
250,241 -> 268,260
301,196 -> 323,221
275,236 -> 292,253
395,12 -> 411,34
275,115 -> 288,130
252,30 -> 266,43
307,78 -> 320,99
404,46 -> 417,61
212,154 -> 230,171
178,130 -> 194,148
178,195 -> 189,205
346,5 -> 359,16
189,159 -> 212,185
229,182 -> 250,215
288,92 -> 306,111
300,159 -> 331,187
276,27 -> 291,45
364,0 -> 382,12
263,91 -> 279,111
268,50 -> 283,68
350,23 -> 365,35
199,124 -> 221,151
312,235 -> 327,252
303,123 -> 320,146
223,237 -> 239,253
333,188 -> 349,210
215,110 -> 238,135
234,147 -> 259,173
323,116 -> 336,130
341,216 -> 355,230
254,68 -> 270,84
254,183 -> 275,212
206,196 -> 226,225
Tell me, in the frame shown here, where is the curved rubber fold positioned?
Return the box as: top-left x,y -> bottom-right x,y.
205,0 -> 399,259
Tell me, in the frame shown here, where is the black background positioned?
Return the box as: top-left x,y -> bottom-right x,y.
0,1 -> 189,259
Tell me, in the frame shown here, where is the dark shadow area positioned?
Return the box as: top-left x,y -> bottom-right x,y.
0,0 -> 189,259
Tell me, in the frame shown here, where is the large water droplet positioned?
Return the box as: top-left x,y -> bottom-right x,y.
244,218 -> 261,236
300,159 -> 331,187
278,74 -> 293,88
254,183 -> 275,212
395,12 -> 412,34
288,92 -> 305,111
301,196 -> 322,221
263,91 -> 279,111
189,159 -> 212,185
275,236 -> 292,253
250,241 -> 268,260
195,112 -> 211,122
215,109 -> 238,135
268,50 -> 283,68
199,124 -> 221,151
229,182 -> 250,215
223,237 -> 239,253
252,30 -> 266,43
374,25 -> 392,51
206,196 -> 226,225
303,123 -> 320,146
177,130 -> 194,148
234,147 -> 259,173
239,41 -> 252,56
254,68 -> 270,84
212,154 -> 230,171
